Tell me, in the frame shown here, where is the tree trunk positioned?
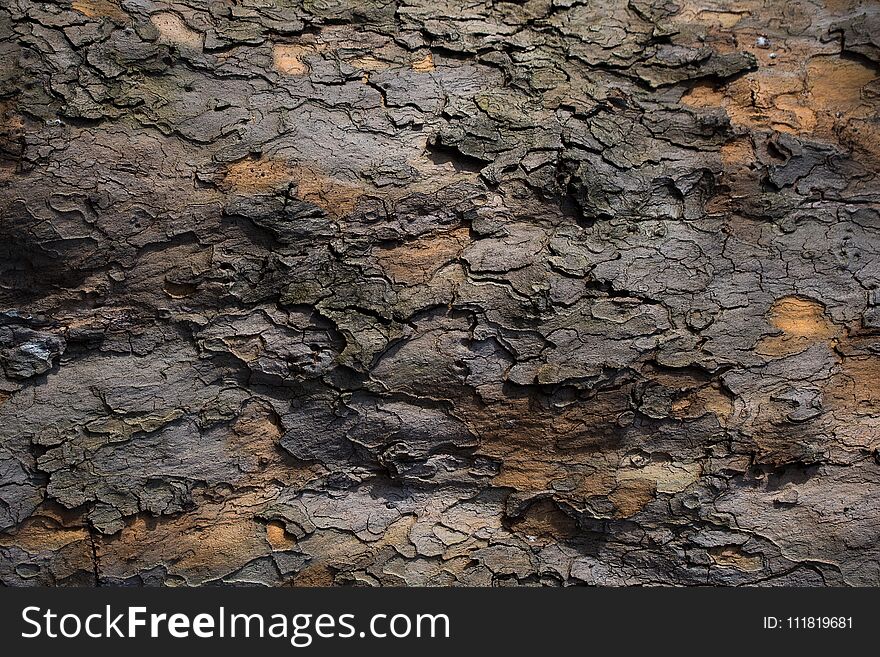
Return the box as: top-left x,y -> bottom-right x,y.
1,0 -> 879,586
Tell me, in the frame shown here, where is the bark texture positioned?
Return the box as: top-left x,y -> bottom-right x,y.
1,0 -> 880,586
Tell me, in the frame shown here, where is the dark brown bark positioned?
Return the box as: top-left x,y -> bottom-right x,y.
1,0 -> 879,586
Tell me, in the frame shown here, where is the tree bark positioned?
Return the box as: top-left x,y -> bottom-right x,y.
1,0 -> 879,586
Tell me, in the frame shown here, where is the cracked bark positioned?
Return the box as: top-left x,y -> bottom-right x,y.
1,0 -> 879,586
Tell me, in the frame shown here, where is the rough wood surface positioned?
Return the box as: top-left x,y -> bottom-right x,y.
1,0 -> 879,586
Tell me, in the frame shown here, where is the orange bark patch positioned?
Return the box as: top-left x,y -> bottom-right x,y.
681,83 -> 724,108
101,489 -> 287,582
721,137 -> 755,168
0,516 -> 89,552
293,166 -> 363,218
609,480 -> 655,517
273,44 -> 318,75
150,13 -> 203,50
493,457 -> 570,493
674,0 -> 878,147
230,401 -> 282,446
604,458 -> 703,518
807,57 -> 876,112
709,546 -> 763,571
683,52 -> 877,141
411,53 -> 435,72
266,521 -> 294,550
375,228 -> 469,284
222,157 -> 292,192
684,71 -> 811,135
222,158 -> 363,217
137,514 -> 266,573
757,296 -> 839,357
72,0 -> 128,22
770,297 -> 835,337
824,357 -> 880,415
349,55 -> 391,72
